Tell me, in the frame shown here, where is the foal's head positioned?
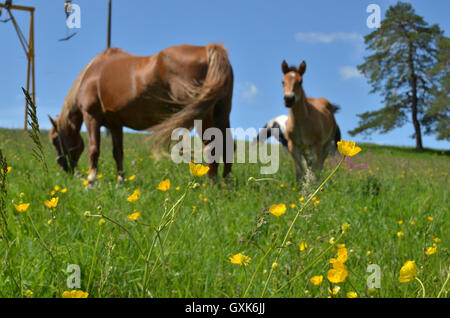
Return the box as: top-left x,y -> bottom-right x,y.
281,60 -> 306,108
49,115 -> 84,172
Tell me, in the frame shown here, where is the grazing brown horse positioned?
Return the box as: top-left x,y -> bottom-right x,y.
281,60 -> 341,180
49,43 -> 234,183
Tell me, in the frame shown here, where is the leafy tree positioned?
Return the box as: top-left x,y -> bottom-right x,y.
425,36 -> 449,141
349,2 -> 444,150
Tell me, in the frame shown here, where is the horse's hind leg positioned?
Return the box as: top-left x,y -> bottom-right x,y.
110,126 -> 124,183
221,119 -> 233,179
214,98 -> 233,179
199,111 -> 219,181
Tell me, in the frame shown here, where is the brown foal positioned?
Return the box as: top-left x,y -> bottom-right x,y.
281,60 -> 341,180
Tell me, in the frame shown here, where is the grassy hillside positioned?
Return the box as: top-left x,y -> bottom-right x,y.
0,128 -> 448,298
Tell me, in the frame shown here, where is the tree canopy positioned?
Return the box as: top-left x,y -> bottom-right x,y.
349,2 -> 448,150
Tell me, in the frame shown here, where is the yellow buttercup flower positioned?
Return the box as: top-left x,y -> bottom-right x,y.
425,245 -> 437,255
299,242 -> 308,251
341,222 -> 351,233
25,290 -> 34,297
337,140 -> 362,157
97,173 -> 103,179
61,188 -> 68,193
82,180 -> 89,186
310,275 -> 323,286
229,253 -> 251,266
271,262 -> 278,270
54,185 -> 60,191
427,216 -> 434,221
128,175 -> 135,181
44,197 -> 59,208
397,231 -> 404,238
327,261 -> 349,283
313,200 -> 320,207
330,247 -> 348,264
127,211 -> 141,221
62,290 -> 89,298
157,179 -> 170,191
290,203 -> 296,208
7,166 -> 12,174
14,203 -> 30,213
175,186 -> 180,191
269,204 -> 287,217
347,291 -> 358,298
328,286 -> 341,295
299,197 -> 304,202
189,162 -> 210,177
398,260 -> 418,283
127,189 -> 141,202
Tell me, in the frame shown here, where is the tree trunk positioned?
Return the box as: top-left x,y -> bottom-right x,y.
411,94 -> 423,151
408,43 -> 423,151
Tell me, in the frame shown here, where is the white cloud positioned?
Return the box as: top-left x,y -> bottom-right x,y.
238,82 -> 258,101
295,32 -> 363,44
338,66 -> 362,80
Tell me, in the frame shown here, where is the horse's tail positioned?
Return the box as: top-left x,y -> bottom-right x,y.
149,43 -> 233,147
334,124 -> 341,146
255,122 -> 288,148
255,123 -> 269,144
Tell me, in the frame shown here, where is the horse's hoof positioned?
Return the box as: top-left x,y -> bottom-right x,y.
117,175 -> 124,184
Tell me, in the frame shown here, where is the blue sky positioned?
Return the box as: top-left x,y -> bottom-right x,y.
1,0 -> 449,149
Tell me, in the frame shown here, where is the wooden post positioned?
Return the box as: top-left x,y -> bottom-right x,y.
0,4 -> 35,131
107,0 -> 111,48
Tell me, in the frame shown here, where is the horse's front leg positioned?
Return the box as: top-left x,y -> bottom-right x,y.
288,141 -> 304,180
84,115 -> 101,184
110,126 -> 124,183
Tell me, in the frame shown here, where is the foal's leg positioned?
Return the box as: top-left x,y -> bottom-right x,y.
84,114 -> 101,184
110,126 -> 124,183
288,141 -> 304,180
312,143 -> 326,171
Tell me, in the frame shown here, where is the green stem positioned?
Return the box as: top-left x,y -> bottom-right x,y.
86,225 -> 102,293
243,247 -> 273,297
27,213 -> 54,261
141,182 -> 192,297
261,157 -> 345,297
100,213 -> 146,260
437,269 -> 449,298
415,277 -> 426,298
275,232 -> 345,295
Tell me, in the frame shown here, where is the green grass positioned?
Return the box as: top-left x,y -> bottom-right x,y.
0,128 -> 448,298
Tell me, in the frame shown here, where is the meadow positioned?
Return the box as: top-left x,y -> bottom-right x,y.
0,127 -> 448,298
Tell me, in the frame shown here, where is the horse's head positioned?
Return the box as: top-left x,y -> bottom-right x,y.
281,60 -> 306,108
49,115 -> 84,172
